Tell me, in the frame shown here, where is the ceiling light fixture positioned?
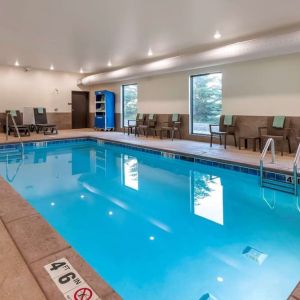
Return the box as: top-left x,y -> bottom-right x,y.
50,64 -> 54,70
214,31 -> 221,39
80,68 -> 83,74
14,60 -> 20,67
107,60 -> 112,67
148,48 -> 153,56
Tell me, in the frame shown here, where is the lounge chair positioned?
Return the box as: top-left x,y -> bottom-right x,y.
156,113 -> 182,140
209,115 -> 237,149
34,107 -> 58,135
259,116 -> 291,156
136,114 -> 157,137
5,110 -> 30,137
123,113 -> 145,135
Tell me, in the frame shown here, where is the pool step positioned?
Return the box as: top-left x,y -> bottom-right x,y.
0,149 -> 23,162
262,178 -> 295,194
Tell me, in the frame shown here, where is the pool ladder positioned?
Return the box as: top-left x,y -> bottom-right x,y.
4,112 -> 24,157
0,113 -> 25,182
260,138 -> 299,195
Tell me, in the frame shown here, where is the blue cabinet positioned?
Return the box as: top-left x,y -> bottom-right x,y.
95,90 -> 115,131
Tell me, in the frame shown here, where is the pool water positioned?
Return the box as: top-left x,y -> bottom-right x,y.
0,140 -> 300,300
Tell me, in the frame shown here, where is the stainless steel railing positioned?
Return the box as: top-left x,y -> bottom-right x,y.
292,143 -> 300,195
6,112 -> 24,155
260,138 -> 275,186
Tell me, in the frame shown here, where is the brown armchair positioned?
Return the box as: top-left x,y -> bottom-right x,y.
209,115 -> 237,149
259,116 -> 291,156
136,114 -> 157,137
157,114 -> 182,140
123,113 -> 145,135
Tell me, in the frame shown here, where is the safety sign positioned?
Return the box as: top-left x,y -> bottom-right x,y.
44,257 -> 101,300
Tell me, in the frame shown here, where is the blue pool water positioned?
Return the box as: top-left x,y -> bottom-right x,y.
0,140 -> 300,300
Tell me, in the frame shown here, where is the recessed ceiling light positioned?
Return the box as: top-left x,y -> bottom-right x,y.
217,276 -> 224,282
50,64 -> 54,70
80,194 -> 85,199
50,202 -> 55,206
80,68 -> 83,74
107,60 -> 112,67
108,211 -> 113,216
149,236 -> 155,241
148,48 -> 153,56
214,31 -> 221,39
14,60 -> 20,67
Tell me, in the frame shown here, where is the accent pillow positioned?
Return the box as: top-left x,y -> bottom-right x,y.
272,116 -> 285,128
223,115 -> 233,126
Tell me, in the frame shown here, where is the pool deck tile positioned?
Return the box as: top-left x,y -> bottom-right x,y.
0,219 -> 46,300
6,214 -> 70,264
0,178 -> 38,223
30,247 -> 120,300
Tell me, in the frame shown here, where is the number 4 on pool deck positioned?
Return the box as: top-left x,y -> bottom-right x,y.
44,258 -> 100,300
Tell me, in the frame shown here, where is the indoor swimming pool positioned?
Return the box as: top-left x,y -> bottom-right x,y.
0,139 -> 299,300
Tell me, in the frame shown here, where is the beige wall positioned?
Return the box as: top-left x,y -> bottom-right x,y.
0,65 -> 83,113
89,53 -> 300,117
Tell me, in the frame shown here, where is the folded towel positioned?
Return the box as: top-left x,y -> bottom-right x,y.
172,113 -> 179,122
37,107 -> 44,114
138,113 -> 144,120
273,116 -> 285,128
149,114 -> 154,120
224,115 -> 233,126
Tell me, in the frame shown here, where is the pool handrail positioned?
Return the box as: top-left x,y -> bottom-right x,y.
260,138 -> 275,186
292,143 -> 300,195
6,112 -> 24,156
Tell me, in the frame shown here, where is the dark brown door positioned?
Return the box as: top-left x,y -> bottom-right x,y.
72,91 -> 89,129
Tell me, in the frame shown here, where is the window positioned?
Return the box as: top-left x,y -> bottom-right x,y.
122,84 -> 138,127
190,73 -> 222,135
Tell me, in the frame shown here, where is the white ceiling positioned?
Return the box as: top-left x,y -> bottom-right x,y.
0,0 -> 300,74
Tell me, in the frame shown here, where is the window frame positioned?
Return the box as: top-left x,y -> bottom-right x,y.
189,72 -> 223,136
121,83 -> 138,128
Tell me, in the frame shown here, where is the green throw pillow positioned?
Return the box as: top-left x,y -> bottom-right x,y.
223,115 -> 233,126
272,116 -> 285,128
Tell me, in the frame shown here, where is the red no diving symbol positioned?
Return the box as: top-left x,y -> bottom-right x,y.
74,287 -> 93,300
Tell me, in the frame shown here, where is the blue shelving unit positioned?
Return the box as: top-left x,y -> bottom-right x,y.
94,90 -> 115,131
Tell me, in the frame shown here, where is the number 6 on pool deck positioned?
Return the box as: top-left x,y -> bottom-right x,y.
59,272 -> 77,284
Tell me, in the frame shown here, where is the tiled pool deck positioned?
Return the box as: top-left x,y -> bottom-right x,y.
0,129 -> 299,299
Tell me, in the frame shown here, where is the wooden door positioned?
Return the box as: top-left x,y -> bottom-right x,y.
72,91 -> 89,129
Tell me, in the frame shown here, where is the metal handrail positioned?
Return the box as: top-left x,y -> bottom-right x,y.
6,112 -> 24,156
260,138 -> 275,186
292,143 -> 300,195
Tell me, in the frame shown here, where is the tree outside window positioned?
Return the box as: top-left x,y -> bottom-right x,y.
122,84 -> 138,127
191,73 -> 222,134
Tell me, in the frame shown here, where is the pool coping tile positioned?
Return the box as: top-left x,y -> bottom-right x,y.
30,247 -> 120,300
5,213 -> 70,264
0,218 -> 47,300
